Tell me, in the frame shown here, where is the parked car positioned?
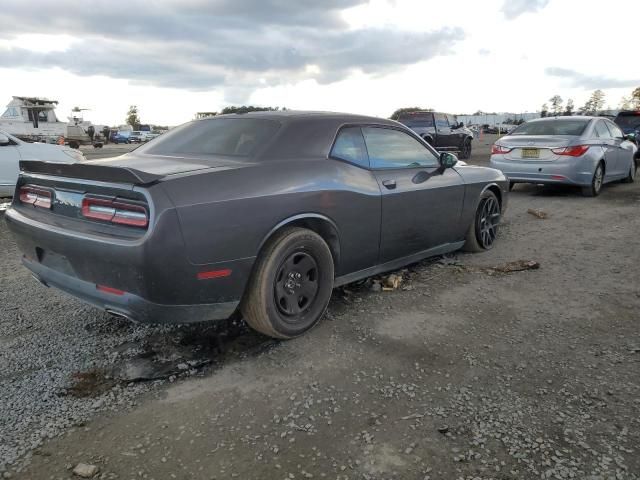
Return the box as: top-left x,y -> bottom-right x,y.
489,117 -> 637,196
614,110 -> 640,152
0,130 -> 83,197
396,111 -> 474,159
128,133 -> 143,143
113,131 -> 131,144
129,131 -> 152,143
6,112 -> 508,338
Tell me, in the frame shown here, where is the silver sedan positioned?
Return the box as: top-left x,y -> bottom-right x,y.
489,117 -> 637,196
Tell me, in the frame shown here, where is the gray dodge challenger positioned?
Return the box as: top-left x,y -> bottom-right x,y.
6,111 -> 508,338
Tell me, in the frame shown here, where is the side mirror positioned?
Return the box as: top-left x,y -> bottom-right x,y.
440,152 -> 458,169
0,133 -> 10,145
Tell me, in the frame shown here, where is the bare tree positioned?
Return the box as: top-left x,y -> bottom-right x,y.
549,95 -> 563,115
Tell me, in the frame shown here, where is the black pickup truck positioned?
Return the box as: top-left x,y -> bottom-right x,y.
396,111 -> 474,159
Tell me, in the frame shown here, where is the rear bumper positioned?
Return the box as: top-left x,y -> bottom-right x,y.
24,257 -> 239,324
489,157 -> 593,186
5,202 -> 253,324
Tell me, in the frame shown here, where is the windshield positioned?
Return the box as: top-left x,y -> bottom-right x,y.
397,114 -> 434,128
615,114 -> 640,130
141,117 -> 281,157
510,120 -> 589,136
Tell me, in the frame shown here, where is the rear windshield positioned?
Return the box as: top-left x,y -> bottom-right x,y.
615,114 -> 640,129
510,120 -> 589,136
397,113 -> 434,128
141,118 -> 281,157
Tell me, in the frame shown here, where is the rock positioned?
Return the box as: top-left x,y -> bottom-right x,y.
370,281 -> 382,292
72,463 -> 99,478
437,425 -> 449,434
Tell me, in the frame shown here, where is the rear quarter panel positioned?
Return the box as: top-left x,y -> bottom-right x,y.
160,158 -> 382,277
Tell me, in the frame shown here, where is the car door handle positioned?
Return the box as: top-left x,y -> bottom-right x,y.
382,179 -> 396,190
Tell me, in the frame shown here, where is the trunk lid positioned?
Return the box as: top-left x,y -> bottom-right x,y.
14,153 -> 250,237
498,135 -> 575,162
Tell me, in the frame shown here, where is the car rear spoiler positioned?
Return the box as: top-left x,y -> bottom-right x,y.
20,160 -> 163,185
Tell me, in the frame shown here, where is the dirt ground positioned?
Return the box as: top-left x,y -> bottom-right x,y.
2,136 -> 640,479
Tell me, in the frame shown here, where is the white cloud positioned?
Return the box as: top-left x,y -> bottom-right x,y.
1,0 -> 639,125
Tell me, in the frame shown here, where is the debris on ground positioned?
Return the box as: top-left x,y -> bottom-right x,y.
486,259 -> 540,275
72,463 -> 99,478
527,208 -> 549,219
115,356 -> 211,382
0,202 -> 10,212
382,273 -> 402,291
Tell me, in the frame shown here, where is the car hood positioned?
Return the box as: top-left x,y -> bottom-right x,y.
86,153 -> 252,177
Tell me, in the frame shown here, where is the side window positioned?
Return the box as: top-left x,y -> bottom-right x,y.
330,127 -> 369,168
434,113 -> 448,129
362,127 -> 440,169
447,115 -> 457,127
593,121 -> 611,139
605,121 -> 623,139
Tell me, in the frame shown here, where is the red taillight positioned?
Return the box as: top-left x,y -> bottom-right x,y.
551,145 -> 589,157
19,186 -> 52,209
491,144 -> 512,155
82,197 -> 148,228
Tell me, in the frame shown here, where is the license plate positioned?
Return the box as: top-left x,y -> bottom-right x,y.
521,148 -> 540,159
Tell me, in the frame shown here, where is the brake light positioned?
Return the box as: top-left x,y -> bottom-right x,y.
19,186 -> 52,209
551,145 -> 589,157
82,197 -> 148,228
491,144 -> 512,155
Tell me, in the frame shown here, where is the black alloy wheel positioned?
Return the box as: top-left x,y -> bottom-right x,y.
476,194 -> 501,249
274,251 -> 319,318
463,190 -> 501,252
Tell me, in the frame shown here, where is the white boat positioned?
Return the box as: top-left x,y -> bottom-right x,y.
0,97 -> 101,145
0,96 -> 67,141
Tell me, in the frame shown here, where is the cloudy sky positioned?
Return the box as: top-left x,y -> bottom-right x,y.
1,0 -> 638,126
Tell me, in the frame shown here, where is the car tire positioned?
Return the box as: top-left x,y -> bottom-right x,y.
241,227 -> 334,339
582,162 -> 604,197
459,139 -> 472,159
622,159 -> 636,183
462,190 -> 501,252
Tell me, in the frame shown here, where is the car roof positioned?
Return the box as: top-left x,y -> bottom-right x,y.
196,110 -> 398,126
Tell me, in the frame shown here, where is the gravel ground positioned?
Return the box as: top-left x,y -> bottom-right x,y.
1,136 -> 639,479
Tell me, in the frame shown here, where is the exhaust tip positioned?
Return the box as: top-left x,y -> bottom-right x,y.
105,309 -> 134,322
